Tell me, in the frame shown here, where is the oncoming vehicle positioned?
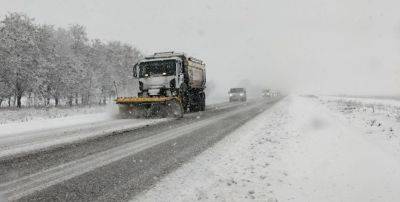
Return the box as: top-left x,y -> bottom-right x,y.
262,89 -> 271,98
229,88 -> 247,102
115,52 -> 206,118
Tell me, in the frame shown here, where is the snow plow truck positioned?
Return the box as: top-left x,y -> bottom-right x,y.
115,52 -> 206,118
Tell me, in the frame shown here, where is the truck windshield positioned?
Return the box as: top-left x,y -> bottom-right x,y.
229,88 -> 245,93
138,60 -> 176,77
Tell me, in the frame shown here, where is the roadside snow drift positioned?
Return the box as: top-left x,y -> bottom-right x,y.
0,111 -> 168,160
133,95 -> 400,202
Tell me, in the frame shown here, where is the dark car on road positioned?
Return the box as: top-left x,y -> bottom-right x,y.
229,88 -> 247,102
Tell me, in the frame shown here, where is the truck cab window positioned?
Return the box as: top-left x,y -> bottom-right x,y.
139,60 -> 176,78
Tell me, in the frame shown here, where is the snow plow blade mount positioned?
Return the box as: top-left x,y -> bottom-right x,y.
115,97 -> 184,118
115,97 -> 179,104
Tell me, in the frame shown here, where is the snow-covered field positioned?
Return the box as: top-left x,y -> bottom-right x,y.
0,104 -> 120,139
133,95 -> 400,202
0,112 -> 112,138
0,105 -> 113,125
319,96 -> 400,167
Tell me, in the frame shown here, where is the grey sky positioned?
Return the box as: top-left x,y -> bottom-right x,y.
1,0 -> 399,96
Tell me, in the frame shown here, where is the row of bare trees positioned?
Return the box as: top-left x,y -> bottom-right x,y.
0,13 -> 141,108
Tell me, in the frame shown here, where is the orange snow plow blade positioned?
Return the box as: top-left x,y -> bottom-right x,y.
115,96 -> 179,104
115,97 -> 183,118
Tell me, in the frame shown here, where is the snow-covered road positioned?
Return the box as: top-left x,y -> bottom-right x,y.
0,99 -> 275,201
0,101 -> 270,201
134,95 -> 400,202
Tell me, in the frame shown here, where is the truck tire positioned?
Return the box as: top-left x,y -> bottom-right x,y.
166,99 -> 184,118
200,92 -> 206,111
190,91 -> 204,112
179,83 -> 190,112
189,101 -> 198,112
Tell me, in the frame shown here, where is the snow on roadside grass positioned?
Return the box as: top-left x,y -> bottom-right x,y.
0,112 -> 113,137
270,96 -> 400,202
319,96 -> 400,156
133,95 -> 400,202
0,104 -> 114,125
0,104 -> 120,137
321,96 -> 400,108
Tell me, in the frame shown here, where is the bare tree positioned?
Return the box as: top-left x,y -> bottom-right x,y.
0,13 -> 40,107
0,13 -> 142,108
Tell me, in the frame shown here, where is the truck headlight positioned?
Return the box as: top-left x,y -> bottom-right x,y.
240,93 -> 244,96
229,93 -> 233,97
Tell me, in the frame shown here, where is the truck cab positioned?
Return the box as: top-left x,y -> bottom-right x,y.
134,56 -> 184,97
132,52 -> 206,112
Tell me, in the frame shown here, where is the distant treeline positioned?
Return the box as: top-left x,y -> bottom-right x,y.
0,13 -> 142,108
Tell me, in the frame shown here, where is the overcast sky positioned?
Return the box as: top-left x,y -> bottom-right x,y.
1,0 -> 399,96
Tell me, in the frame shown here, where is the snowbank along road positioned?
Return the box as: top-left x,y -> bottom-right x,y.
0,98 -> 280,201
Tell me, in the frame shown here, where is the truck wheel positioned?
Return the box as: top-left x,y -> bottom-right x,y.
166,99 -> 184,118
190,92 -> 204,112
187,91 -> 198,112
190,103 -> 199,112
179,84 -> 190,112
191,93 -> 198,112
200,92 -> 206,111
